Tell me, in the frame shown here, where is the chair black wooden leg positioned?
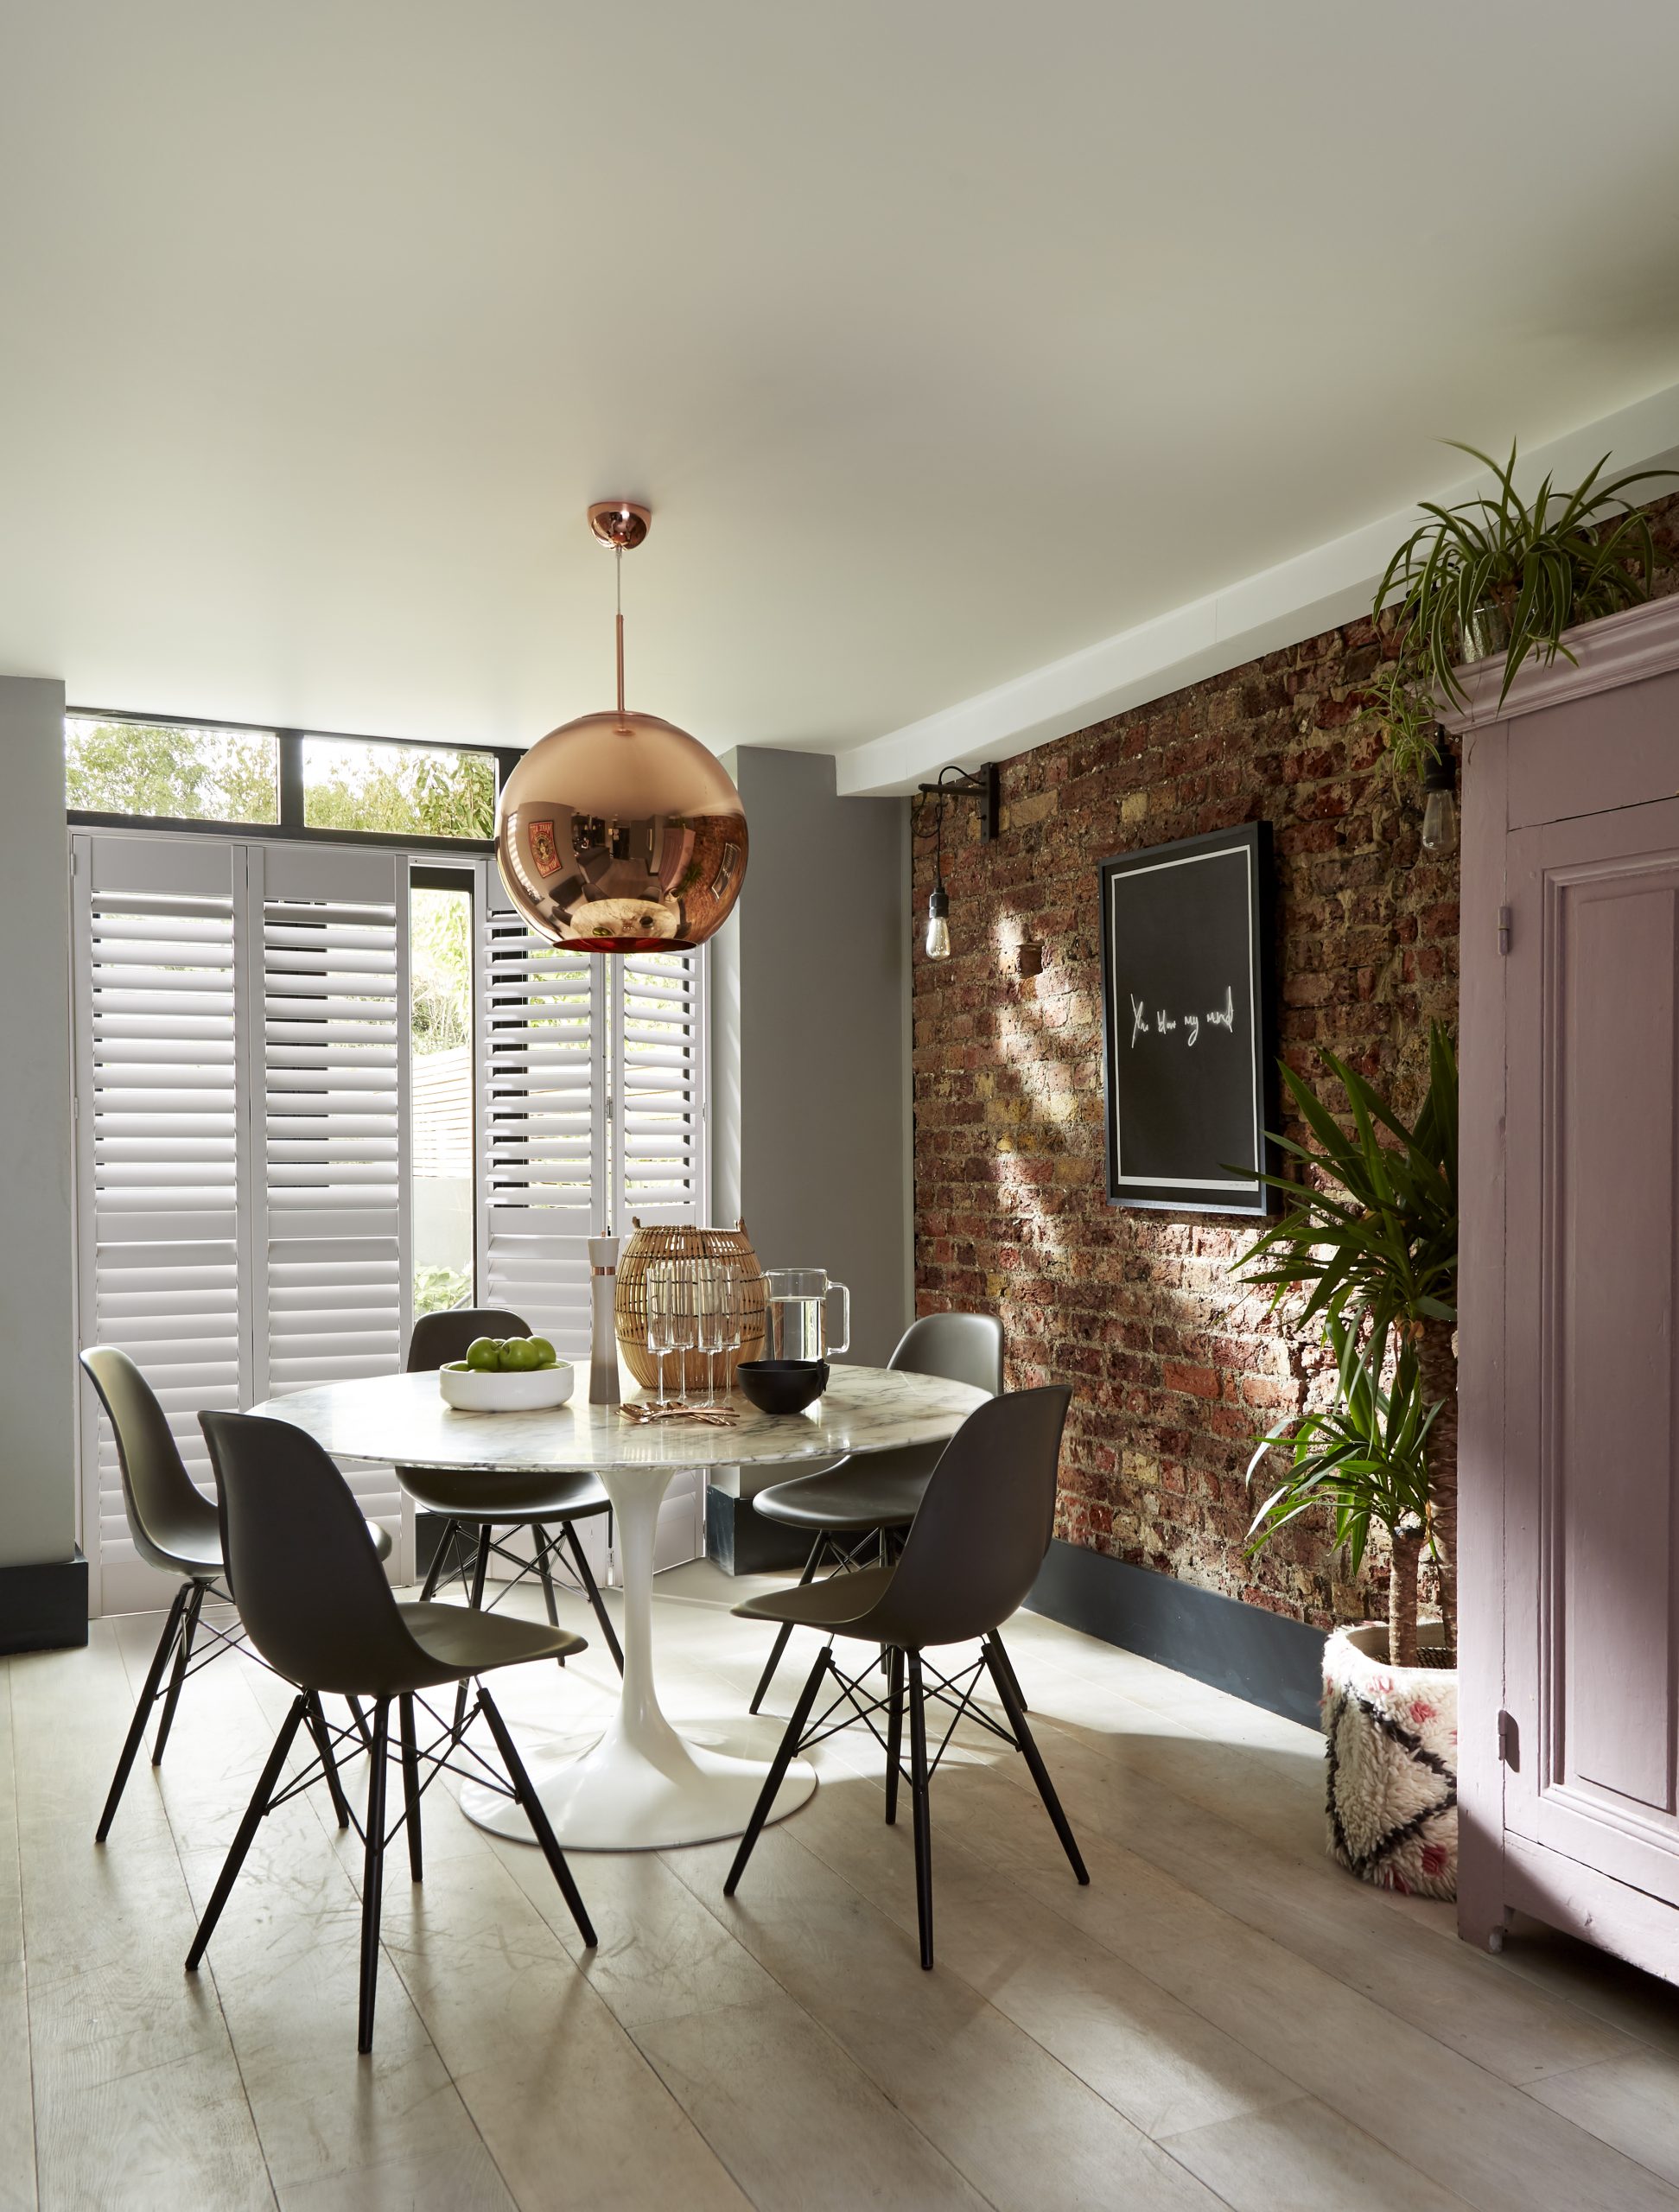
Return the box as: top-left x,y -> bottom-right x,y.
306,1692 -> 353,1828
357,1700 -> 391,2054
96,1582 -> 190,1842
748,1532 -> 825,1714
187,1695 -> 308,1969
984,1636 -> 1087,1885
884,1645 -> 905,1826
906,1650 -> 935,1968
532,1525 -> 562,1627
477,1684 -> 596,1947
346,1694 -> 373,1749
725,1646 -> 830,1897
453,1527 -> 493,1734
151,1578 -> 207,1765
989,1630 -> 1029,1715
398,1694 -> 423,1881
563,1522 -> 624,1676
419,1518 -> 459,1601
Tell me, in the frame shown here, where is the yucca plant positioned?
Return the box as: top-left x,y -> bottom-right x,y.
1237,1024 -> 1459,1653
1247,1316 -> 1441,1667
1374,440 -> 1672,725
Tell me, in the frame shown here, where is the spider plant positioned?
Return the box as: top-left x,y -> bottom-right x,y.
1236,1023 -> 1459,1653
1375,440 -> 1672,715
1359,647 -> 1448,794
1248,1315 -> 1441,1668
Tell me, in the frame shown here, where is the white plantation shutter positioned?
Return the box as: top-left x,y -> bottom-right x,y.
612,948 -> 708,1228
73,834 -> 246,1615
474,861 -> 607,1359
252,844 -> 410,1563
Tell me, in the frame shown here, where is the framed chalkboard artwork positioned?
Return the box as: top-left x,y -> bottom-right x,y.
1097,820 -> 1274,1215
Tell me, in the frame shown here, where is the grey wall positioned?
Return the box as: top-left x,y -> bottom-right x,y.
0,677 -> 76,1569
713,747 -> 911,1369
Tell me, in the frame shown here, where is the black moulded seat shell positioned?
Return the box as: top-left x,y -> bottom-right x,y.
78,1344 -> 389,1844
401,1306 -> 625,1684
192,1408 -> 596,2052
744,1310 -> 1004,1713
724,1384 -> 1086,1969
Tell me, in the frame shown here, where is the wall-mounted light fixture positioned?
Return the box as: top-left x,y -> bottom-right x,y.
1420,731 -> 1457,856
918,763 -> 998,962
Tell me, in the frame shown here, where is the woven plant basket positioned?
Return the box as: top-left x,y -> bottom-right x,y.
614,1218 -> 766,1391
1322,1620 -> 1458,1900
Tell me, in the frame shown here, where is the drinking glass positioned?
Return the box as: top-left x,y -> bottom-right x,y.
646,1262 -> 679,1409
696,1259 -> 729,1407
667,1260 -> 700,1408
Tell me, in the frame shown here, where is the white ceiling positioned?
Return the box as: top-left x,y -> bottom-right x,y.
5,3 -> 1679,791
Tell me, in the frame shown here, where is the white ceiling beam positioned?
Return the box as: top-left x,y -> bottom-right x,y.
835,378 -> 1679,798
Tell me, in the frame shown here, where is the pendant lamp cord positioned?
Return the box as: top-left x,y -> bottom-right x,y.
614,546 -> 626,721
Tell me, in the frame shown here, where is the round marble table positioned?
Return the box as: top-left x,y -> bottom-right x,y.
249,1363 -> 988,1852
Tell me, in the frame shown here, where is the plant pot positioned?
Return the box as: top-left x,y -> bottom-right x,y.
1459,604 -> 1511,662
1321,1620 -> 1458,1899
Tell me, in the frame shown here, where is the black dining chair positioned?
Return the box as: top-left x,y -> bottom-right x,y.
192,1408 -> 597,2053
725,1385 -> 1086,1969
746,1312 -> 1007,1714
79,1345 -> 390,1840
405,1308 -> 624,1695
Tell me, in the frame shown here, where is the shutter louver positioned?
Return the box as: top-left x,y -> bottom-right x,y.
257,846 -> 409,1556
476,868 -> 605,1357
74,836 -> 243,1614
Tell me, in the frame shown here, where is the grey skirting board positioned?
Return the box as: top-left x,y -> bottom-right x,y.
1023,1541 -> 1326,1729
0,1550 -> 89,1655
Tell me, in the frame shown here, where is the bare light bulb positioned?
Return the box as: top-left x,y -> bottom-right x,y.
925,882 -> 951,961
1420,786 -> 1457,855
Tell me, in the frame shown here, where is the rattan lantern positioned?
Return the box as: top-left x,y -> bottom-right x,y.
614,1219 -> 766,1393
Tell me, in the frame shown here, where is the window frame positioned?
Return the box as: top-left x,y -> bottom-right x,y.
66,707 -> 519,854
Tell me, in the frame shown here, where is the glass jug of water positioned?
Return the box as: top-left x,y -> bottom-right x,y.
763,1268 -> 850,1362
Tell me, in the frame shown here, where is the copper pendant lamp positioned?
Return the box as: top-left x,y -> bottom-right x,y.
495,502 -> 748,952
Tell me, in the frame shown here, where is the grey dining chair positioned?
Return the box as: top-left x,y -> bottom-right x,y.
745,1311 -> 1008,1713
725,1384 -> 1085,1968
404,1307 -> 624,1700
193,1408 -> 596,2053
79,1345 -> 389,1840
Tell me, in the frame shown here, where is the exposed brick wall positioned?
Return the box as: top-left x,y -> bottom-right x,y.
913,502 -> 1679,1630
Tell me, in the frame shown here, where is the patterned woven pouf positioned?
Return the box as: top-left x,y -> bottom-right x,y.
1321,1622 -> 1458,1899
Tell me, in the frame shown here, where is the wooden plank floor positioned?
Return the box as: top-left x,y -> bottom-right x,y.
5,1562 -> 1679,2210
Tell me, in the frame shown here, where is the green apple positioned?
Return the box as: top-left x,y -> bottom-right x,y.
528,1337 -> 557,1369
500,1338 -> 543,1372
465,1337 -> 504,1372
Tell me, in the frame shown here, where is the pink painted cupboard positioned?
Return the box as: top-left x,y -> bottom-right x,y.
1455,592 -> 1679,1976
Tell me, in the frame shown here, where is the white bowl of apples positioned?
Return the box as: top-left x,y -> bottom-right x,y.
438,1335 -> 575,1411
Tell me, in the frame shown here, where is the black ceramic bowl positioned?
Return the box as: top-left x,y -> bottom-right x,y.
736,1359 -> 829,1415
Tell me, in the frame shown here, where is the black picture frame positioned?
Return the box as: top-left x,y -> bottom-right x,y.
1097,820 -> 1275,1215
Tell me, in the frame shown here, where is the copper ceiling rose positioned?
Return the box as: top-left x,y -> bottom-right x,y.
495,504 -> 747,954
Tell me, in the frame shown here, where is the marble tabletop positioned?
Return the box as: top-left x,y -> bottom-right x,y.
246,1362 -> 989,1473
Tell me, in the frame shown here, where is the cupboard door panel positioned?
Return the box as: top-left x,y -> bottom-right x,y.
1506,801 -> 1679,1901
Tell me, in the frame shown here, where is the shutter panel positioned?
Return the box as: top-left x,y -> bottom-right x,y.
73,833 -> 245,1615
475,861 -> 606,1358
611,948 -> 708,1228
254,843 -> 410,1565
258,836 -> 411,1566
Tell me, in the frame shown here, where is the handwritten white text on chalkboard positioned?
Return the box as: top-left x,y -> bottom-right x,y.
1129,985 -> 1235,1049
